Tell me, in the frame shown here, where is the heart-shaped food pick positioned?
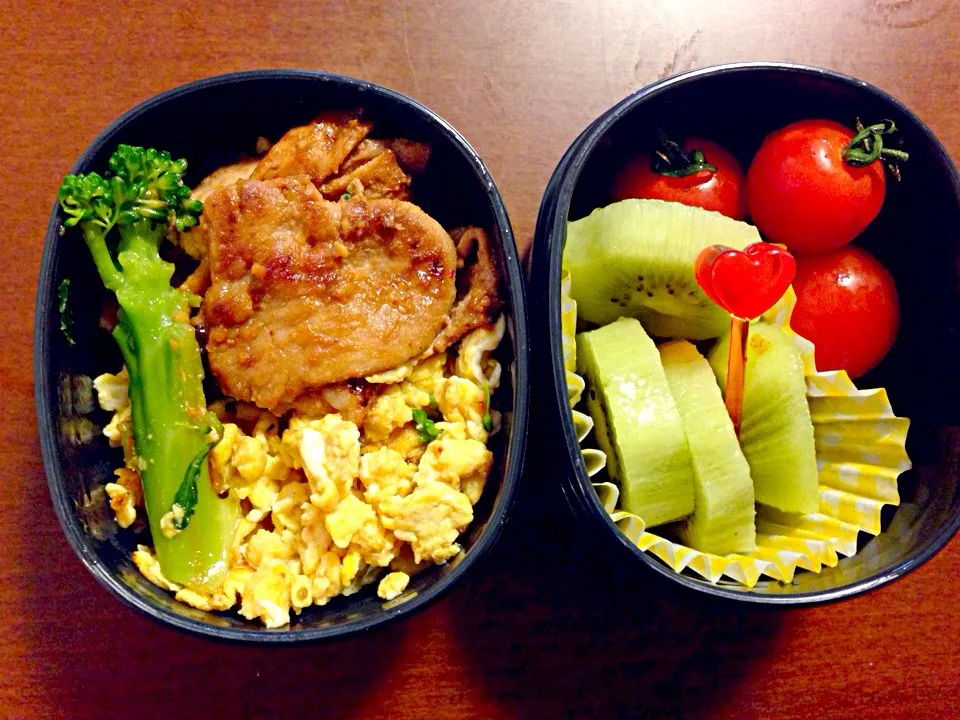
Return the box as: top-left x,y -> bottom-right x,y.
695,242 -> 796,320
695,241 -> 797,437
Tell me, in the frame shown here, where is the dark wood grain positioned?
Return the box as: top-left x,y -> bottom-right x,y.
3,2 -> 960,718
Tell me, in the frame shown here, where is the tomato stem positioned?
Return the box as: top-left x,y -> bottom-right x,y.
651,130 -> 717,178
843,118 -> 909,180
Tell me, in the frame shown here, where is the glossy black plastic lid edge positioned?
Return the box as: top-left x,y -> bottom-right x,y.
533,61 -> 960,606
34,69 -> 529,642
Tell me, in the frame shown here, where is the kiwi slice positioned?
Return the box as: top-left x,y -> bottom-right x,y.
563,198 -> 761,340
577,317 -> 694,527
659,340 -> 756,555
708,322 -> 820,514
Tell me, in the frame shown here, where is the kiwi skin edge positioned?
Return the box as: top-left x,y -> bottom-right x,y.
576,317 -> 695,527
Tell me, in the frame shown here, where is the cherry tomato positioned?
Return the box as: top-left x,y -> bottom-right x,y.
789,247 -> 899,378
746,120 -> 887,253
612,137 -> 747,220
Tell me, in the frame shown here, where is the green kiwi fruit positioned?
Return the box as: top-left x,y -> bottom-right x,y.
659,340 -> 757,555
708,322 -> 820,514
576,317 -> 695,527
563,198 -> 761,340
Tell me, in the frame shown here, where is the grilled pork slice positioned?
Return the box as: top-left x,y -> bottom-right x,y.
430,226 -> 502,353
201,177 -> 457,413
252,111 -> 372,186
319,150 -> 411,201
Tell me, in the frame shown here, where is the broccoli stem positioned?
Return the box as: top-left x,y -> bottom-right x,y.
110,222 -> 237,589
61,146 -> 237,591
81,223 -> 124,292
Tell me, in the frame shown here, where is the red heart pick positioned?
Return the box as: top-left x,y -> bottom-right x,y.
695,242 -> 796,320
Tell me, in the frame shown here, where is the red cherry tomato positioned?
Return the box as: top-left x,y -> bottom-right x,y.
613,137 -> 747,220
789,247 -> 899,378
746,120 -> 886,253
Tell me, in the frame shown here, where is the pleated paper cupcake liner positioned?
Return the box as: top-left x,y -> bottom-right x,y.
563,274 -> 912,588
561,269 -> 610,479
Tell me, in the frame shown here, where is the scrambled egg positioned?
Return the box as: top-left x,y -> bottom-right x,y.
93,368 -> 129,411
456,316 -> 505,391
94,317 -> 503,628
377,571 -> 410,600
104,467 -> 142,529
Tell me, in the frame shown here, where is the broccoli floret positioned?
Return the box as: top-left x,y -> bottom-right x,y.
59,145 -> 237,589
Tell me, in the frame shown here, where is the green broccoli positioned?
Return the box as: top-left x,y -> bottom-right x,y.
58,145 -> 238,589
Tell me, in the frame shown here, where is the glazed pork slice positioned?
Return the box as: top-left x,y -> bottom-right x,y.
201,176 -> 457,412
337,139 -> 391,175
251,112 -> 372,185
318,150 -> 411,201
430,226 -> 502,352
338,138 -> 433,177
178,158 -> 261,260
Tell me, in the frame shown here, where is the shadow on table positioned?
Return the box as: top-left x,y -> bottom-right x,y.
18,499 -> 404,718
447,462 -> 785,720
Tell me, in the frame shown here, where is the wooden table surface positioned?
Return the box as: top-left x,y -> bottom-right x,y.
4,2 -> 960,718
